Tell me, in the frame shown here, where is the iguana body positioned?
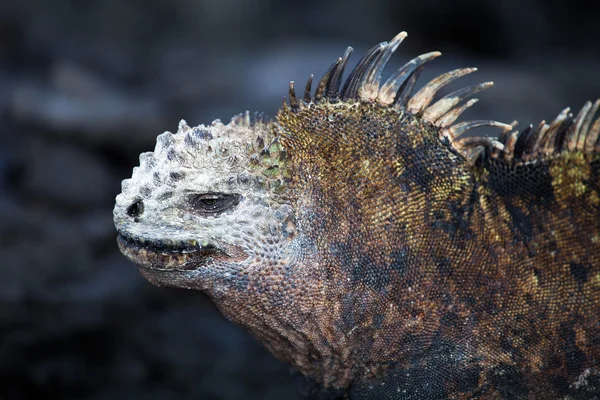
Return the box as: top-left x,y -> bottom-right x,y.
114,32 -> 600,399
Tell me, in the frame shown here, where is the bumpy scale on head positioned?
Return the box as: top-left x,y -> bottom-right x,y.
114,114 -> 294,294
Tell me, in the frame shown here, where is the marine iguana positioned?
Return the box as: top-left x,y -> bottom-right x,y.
114,32 -> 600,399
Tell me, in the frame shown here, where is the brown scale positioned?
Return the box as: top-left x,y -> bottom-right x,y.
119,32 -> 600,399
273,32 -> 600,398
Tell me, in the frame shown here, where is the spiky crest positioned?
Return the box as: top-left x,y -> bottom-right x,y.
285,32 -> 600,165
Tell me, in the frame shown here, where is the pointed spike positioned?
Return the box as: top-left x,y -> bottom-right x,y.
497,124 -> 511,146
289,81 -> 299,110
523,120 -> 548,159
552,116 -> 571,153
491,145 -> 502,159
530,122 -> 550,158
586,115 -> 600,153
304,74 -> 313,103
464,146 -> 486,166
394,64 -> 427,110
327,47 -> 354,100
485,135 -> 510,158
503,131 -> 520,162
315,57 -> 341,102
539,107 -> 570,154
378,51 -> 442,106
580,99 -> 600,144
513,124 -> 533,160
341,42 -> 386,101
445,120 -> 512,141
566,101 -> 593,151
530,119 -> 546,141
454,136 -> 505,151
565,104 -> 590,151
495,122 -> 517,145
360,32 -> 407,101
449,140 -> 489,166
536,125 -> 550,158
575,99 -> 600,152
282,96 -> 290,112
423,81 -> 493,123
408,67 -> 478,114
435,98 -> 479,128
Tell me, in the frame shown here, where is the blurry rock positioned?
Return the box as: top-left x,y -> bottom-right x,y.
62,254 -> 142,304
20,138 -> 116,209
79,210 -> 118,244
125,305 -> 299,400
0,208 -> 98,303
10,62 -> 168,147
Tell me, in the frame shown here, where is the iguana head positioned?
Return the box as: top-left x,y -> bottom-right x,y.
114,114 -> 296,297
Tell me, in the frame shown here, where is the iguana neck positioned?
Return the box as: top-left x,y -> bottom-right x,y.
278,101 -> 477,261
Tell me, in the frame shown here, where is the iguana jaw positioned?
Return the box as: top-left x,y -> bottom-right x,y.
116,231 -> 248,271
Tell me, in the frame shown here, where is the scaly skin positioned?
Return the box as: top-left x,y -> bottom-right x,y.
114,33 -> 600,399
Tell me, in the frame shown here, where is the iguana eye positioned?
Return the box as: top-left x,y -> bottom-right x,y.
187,193 -> 241,216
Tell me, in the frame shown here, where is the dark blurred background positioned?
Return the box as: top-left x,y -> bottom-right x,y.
0,0 -> 598,399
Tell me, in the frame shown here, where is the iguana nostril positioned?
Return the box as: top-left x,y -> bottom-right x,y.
127,199 -> 144,220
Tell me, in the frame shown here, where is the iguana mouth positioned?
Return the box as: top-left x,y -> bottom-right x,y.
116,232 -> 243,270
